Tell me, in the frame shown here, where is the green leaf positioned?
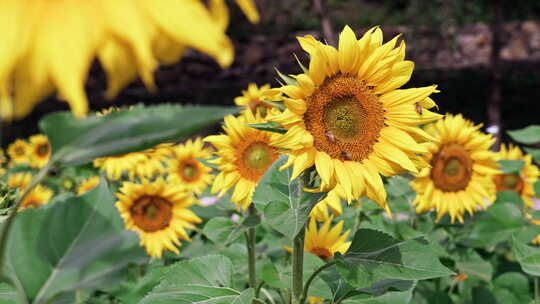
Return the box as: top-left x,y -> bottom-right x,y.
140,255 -> 254,304
2,179 -> 146,304
261,263 -> 290,289
202,216 -> 254,245
275,67 -> 298,85
40,105 -> 236,166
507,125 -> 540,144
511,236 -> 540,276
248,121 -> 287,134
472,286 -> 497,304
335,229 -> 453,288
0,283 -> 20,304
493,272 -> 531,304
110,263 -> 169,304
495,191 -> 524,208
525,147 -> 540,164
535,181 -> 540,199
455,251 -> 492,282
497,160 -> 525,174
253,156 -> 325,238
466,203 -> 526,247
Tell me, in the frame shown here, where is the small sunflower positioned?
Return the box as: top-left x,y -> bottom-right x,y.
77,176 -> 100,195
234,83 -> 281,117
205,111 -> 282,210
7,139 -> 30,165
19,184 -> 53,210
168,138 -> 214,195
116,178 -> 202,258
305,218 -> 351,260
29,134 -> 51,168
310,186 -> 345,222
309,297 -> 324,304
7,172 -> 33,192
494,144 -> 539,208
411,114 -> 500,223
268,26 -> 441,211
94,152 -> 148,181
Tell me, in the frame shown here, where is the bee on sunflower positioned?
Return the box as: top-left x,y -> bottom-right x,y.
168,138 -> 214,195
7,139 -> 30,165
28,134 -> 51,168
267,26 -> 441,213
494,144 -> 539,208
115,178 -> 201,258
234,83 -> 282,117
411,114 -> 500,223
205,110 -> 282,210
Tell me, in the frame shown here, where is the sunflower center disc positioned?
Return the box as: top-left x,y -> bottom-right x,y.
130,195 -> 173,232
310,247 -> 333,260
304,75 -> 385,161
245,142 -> 274,170
182,163 -> 198,180
495,173 -> 524,193
249,100 -> 270,117
15,147 -> 24,156
431,143 -> 473,192
37,144 -> 49,156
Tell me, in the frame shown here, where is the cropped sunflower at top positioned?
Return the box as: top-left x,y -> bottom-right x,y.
28,134 -> 51,168
411,114 -> 500,223
168,138 -> 214,195
116,178 -> 202,258
234,83 -> 282,117
268,26 -> 441,211
304,217 -> 351,260
0,0 -> 258,120
205,111 -> 282,210
7,139 -> 30,165
495,144 -> 539,208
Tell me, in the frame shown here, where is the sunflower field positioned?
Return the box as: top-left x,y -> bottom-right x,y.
1,1 -> 540,304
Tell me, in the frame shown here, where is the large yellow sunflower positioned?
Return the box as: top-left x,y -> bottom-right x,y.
305,217 -> 351,260
19,184 -> 53,210
77,176 -> 100,195
268,26 -> 441,211
0,0 -> 258,120
494,144 -> 539,208
7,139 -> 30,165
168,138 -> 214,195
411,114 -> 500,223
205,111 -> 282,210
116,178 -> 201,258
28,134 -> 51,168
234,83 -> 282,117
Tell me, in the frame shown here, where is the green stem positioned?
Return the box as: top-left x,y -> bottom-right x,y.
535,277 -> 539,302
246,205 -> 257,289
291,227 -> 305,304
0,161 -> 54,271
300,261 -> 335,304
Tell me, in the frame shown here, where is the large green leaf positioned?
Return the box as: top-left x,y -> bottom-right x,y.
2,179 -> 146,304
0,283 -> 19,304
497,160 -> 525,174
253,156 -> 325,238
465,203 -> 526,247
40,105 -> 236,166
455,250 -> 492,282
140,255 -> 254,304
507,125 -> 540,144
492,272 -> 531,304
511,236 -> 540,276
335,229 -> 453,288
202,214 -> 260,246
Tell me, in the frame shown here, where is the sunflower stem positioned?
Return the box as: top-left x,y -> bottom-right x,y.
246,205 -> 257,289
0,160 -> 54,272
291,227 -> 305,304
300,261 -> 335,304
535,277 -> 539,302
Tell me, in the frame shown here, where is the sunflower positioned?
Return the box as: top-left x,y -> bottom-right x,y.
7,172 -> 33,192
267,26 -> 441,211
205,111 -> 282,210
116,178 -> 202,258
411,114 -> 500,223
77,176 -> 100,195
7,139 -> 30,165
28,134 -> 51,168
234,83 -> 281,117
310,186 -> 345,222
19,184 -> 53,210
309,297 -> 324,304
168,138 -> 214,195
94,152 -> 148,181
304,217 -> 351,260
0,149 -> 6,175
0,0 -> 258,120
494,144 -> 539,208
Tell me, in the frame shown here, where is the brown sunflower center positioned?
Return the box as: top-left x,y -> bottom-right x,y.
431,143 -> 473,192
304,75 -> 385,161
179,160 -> 200,182
130,195 -> 173,232
37,143 -> 50,157
15,147 -> 24,156
236,141 -> 278,182
495,173 -> 524,194
310,247 -> 333,260
249,100 -> 271,117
